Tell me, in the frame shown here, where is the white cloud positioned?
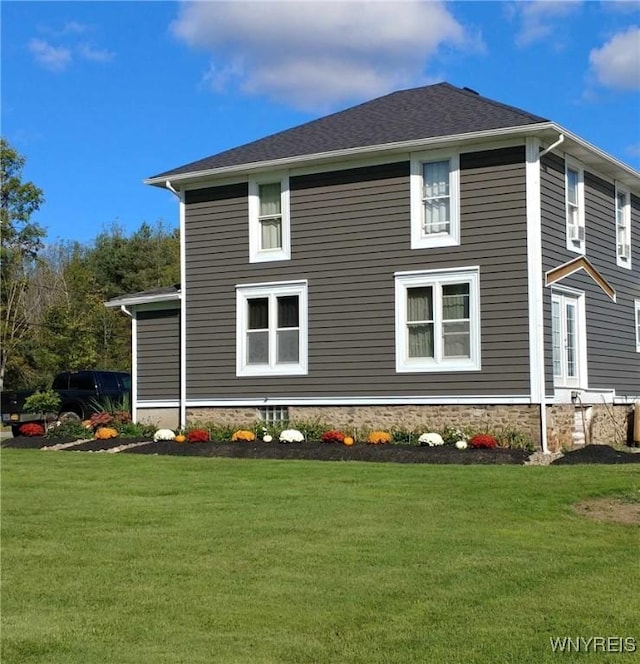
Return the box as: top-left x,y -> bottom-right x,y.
171,0 -> 481,110
512,0 -> 583,47
28,39 -> 72,72
589,26 -> 640,90
29,26 -> 115,71
78,44 -> 115,63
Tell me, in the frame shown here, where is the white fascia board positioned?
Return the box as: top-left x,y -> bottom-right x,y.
146,122 -> 639,193
104,292 -> 181,308
144,123 -> 558,187
187,395 -> 534,407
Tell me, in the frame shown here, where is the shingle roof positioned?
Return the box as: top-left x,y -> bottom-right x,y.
150,83 -> 548,180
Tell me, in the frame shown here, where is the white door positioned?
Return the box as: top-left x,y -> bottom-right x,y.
551,292 -> 582,388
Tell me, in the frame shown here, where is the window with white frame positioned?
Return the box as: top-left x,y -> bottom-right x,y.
565,162 -> 585,253
410,150 -> 460,249
615,185 -> 631,268
236,281 -> 307,376
248,175 -> 291,262
395,267 -> 480,372
551,290 -> 586,388
635,300 -> 640,353
257,406 -> 289,424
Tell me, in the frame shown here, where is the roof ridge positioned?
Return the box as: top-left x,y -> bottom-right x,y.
444,83 -> 546,123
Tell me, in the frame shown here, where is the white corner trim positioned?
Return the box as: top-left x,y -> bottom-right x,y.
179,190 -> 187,430
525,137 -> 545,404
526,137 -> 548,454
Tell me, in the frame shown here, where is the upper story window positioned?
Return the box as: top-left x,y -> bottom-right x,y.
635,301 -> 640,353
236,280 -> 307,377
248,175 -> 291,263
615,185 -> 631,269
395,267 -> 480,372
565,161 -> 585,254
410,150 -> 460,249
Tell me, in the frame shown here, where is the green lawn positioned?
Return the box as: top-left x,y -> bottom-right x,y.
1,450 -> 638,664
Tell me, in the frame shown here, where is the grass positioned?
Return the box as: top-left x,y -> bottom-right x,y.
1,451 -> 638,664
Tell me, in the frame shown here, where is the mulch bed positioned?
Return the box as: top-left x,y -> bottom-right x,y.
3,437 -> 639,464
551,445 -> 640,465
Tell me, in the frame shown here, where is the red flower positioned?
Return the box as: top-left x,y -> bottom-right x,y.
469,434 -> 497,449
19,422 -> 45,437
321,430 -> 345,444
186,428 -> 210,443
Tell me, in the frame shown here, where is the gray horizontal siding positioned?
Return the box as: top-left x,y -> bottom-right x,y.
137,309 -> 180,400
183,145 -> 531,400
541,153 -> 640,396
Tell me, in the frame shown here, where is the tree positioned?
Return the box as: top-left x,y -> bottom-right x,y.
0,138 -> 46,389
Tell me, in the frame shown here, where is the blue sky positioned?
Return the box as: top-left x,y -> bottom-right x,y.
3,0 -> 639,245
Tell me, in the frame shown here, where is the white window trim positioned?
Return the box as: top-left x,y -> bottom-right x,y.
615,183 -> 632,270
565,159 -> 585,255
410,149 -> 460,249
635,300 -> 640,353
395,266 -> 480,373
551,286 -> 588,389
248,173 -> 291,263
236,280 -> 307,377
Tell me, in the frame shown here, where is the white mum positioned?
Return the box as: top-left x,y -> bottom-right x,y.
263,434 -> 273,443
418,432 -> 444,447
153,428 -> 176,442
455,439 -> 468,450
279,429 -> 304,443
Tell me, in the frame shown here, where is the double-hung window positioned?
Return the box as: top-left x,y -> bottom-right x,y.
236,281 -> 307,376
395,267 -> 480,372
410,150 -> 460,249
615,185 -> 631,269
565,161 -> 585,253
249,175 -> 291,262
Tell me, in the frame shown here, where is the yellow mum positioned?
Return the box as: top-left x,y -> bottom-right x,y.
95,427 -> 119,440
367,431 -> 391,445
231,430 -> 256,442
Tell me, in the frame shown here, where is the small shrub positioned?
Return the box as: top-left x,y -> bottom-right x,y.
441,426 -> 470,445
23,389 -> 61,415
117,422 -> 156,439
290,418 -> 327,441
231,429 -> 256,442
46,421 -> 89,439
18,422 -> 45,437
321,430 -> 345,444
208,424 -> 236,442
367,431 -> 391,445
390,428 -> 416,445
470,433 -> 498,449
95,427 -> 118,440
89,411 -> 114,429
187,428 -> 210,443
495,428 -> 535,452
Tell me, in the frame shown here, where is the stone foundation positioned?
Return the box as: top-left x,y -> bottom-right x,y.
137,407 -> 180,430
545,404 -> 632,452
174,402 -> 635,453
187,404 -> 543,446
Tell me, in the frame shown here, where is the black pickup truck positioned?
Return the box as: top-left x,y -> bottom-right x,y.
1,370 -> 131,436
